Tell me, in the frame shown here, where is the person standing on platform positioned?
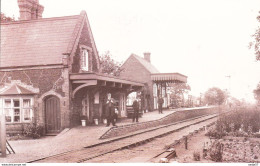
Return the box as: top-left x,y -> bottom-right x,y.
132,99 -> 139,122
105,93 -> 117,127
158,96 -> 164,114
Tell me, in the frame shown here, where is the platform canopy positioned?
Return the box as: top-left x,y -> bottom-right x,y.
70,72 -> 144,98
151,73 -> 187,83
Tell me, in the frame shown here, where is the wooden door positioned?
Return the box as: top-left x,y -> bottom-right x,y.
45,96 -> 61,133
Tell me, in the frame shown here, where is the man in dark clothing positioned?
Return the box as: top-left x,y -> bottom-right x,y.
158,96 -> 164,114
132,99 -> 139,122
105,93 -> 116,127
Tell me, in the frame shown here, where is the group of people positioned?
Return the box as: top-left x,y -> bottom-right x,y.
104,93 -> 165,127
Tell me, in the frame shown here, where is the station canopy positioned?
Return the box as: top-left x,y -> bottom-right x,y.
70,72 -> 144,98
151,73 -> 187,83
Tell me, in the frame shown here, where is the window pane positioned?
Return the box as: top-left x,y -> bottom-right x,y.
14,109 -> 20,122
23,99 -> 31,108
4,109 -> 12,122
4,99 -> 11,108
14,99 -> 20,107
23,109 -> 31,121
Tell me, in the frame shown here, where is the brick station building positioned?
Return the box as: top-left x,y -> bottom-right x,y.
120,53 -> 187,111
0,0 -> 143,134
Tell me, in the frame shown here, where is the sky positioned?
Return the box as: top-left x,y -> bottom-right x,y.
1,0 -> 260,103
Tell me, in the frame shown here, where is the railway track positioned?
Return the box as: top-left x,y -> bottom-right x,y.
28,113 -> 223,163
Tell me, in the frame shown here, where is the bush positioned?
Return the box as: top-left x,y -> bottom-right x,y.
23,122 -> 44,139
193,151 -> 201,161
205,127 -> 227,139
210,108 -> 260,137
208,141 -> 223,162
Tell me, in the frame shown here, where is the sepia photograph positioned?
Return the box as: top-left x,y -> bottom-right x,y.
0,0 -> 260,164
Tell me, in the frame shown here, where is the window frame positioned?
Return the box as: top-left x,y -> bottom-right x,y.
80,45 -> 92,72
81,49 -> 89,71
2,96 -> 34,123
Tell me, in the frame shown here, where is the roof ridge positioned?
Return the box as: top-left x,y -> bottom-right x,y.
65,11 -> 86,55
0,15 -> 79,25
131,54 -> 160,73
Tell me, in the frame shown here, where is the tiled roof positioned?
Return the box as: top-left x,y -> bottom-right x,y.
132,54 -> 160,73
0,14 -> 81,68
0,84 -> 36,95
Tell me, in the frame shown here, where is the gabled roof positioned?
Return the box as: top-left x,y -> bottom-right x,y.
0,11 -> 99,68
0,83 -> 36,95
131,54 -> 160,74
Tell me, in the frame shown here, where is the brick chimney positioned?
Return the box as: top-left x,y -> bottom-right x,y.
18,0 -> 44,20
144,52 -> 151,63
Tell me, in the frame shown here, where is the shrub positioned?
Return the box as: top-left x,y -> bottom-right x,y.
23,122 -> 44,139
205,127 -> 227,139
208,141 -> 223,162
210,108 -> 260,137
193,151 -> 201,161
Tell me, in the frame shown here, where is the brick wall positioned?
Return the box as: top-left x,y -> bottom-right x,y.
100,107 -> 221,139
120,56 -> 154,111
0,68 -> 64,96
72,22 -> 99,73
0,67 -> 71,133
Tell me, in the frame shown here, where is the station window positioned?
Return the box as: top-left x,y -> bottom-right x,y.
81,49 -> 89,71
3,98 -> 33,123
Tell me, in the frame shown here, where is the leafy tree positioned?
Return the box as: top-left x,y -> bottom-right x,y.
254,82 -> 260,103
229,97 -> 241,107
169,83 -> 191,107
99,51 -> 123,76
204,87 -> 226,105
249,11 -> 260,61
1,12 -> 15,23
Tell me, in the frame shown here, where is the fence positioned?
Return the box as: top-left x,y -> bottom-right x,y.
0,115 -> 6,157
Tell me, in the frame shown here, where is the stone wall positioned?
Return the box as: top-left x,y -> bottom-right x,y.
100,107 -> 221,139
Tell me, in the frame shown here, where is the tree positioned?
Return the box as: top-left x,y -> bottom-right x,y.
253,82 -> 260,103
169,83 -> 191,108
204,87 -> 226,105
249,11 -> 260,61
99,51 -> 123,76
1,12 -> 15,23
229,97 -> 241,107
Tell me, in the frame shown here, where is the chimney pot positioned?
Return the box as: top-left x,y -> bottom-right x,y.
144,52 -> 151,63
18,0 -> 44,20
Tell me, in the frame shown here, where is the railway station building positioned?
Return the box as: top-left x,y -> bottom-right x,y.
0,0 -> 143,134
120,53 -> 187,111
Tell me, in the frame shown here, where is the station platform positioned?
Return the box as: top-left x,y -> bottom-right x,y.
2,109 -> 176,163
2,107 -> 218,163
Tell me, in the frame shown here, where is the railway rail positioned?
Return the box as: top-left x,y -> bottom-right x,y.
28,112 -> 226,163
